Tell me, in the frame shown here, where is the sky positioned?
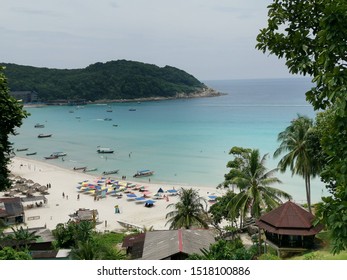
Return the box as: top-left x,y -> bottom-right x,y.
0,0 -> 294,80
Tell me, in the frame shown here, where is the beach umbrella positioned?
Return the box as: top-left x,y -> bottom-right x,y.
135,197 -> 146,202
208,195 -> 218,200
157,187 -> 164,193
167,189 -> 178,195
145,200 -> 156,204
127,193 -> 137,198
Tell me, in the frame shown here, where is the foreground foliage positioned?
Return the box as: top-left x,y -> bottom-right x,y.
0,66 -> 28,191
257,0 -> 347,254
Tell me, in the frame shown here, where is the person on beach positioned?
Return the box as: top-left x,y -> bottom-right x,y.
62,192 -> 65,198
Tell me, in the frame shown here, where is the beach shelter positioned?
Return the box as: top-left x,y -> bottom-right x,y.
157,187 -> 164,193
127,193 -> 137,198
135,197 -> 146,203
144,200 -> 156,208
167,189 -> 178,195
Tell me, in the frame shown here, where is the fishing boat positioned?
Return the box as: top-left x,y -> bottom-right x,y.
26,152 -> 37,156
102,169 -> 119,175
38,134 -> 52,138
73,166 -> 87,171
50,152 -> 67,157
83,168 -> 98,172
44,155 -> 59,159
129,108 -> 136,111
16,148 -> 28,152
97,147 -> 114,154
133,170 -> 154,178
34,123 -> 45,128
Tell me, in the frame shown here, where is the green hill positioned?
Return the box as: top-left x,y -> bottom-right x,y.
1,60 -> 217,102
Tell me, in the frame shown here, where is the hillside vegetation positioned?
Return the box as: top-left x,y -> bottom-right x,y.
1,60 -> 212,102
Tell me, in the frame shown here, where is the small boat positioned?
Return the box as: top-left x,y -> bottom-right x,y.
133,170 -> 154,178
104,118 -> 112,121
97,147 -> 114,154
16,148 -> 29,152
129,108 -> 136,111
44,155 -> 59,159
38,134 -> 52,138
26,152 -> 37,156
73,166 -> 87,171
112,124 -> 118,127
83,168 -> 98,172
50,152 -> 67,157
34,123 -> 45,128
102,169 -> 119,175
106,109 -> 113,112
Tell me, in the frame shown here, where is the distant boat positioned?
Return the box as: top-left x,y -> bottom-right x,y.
97,147 -> 114,154
16,148 -> 29,152
83,168 -> 98,172
129,108 -> 136,111
106,109 -> 113,112
73,166 -> 87,171
133,170 -> 154,178
104,118 -> 112,121
50,152 -> 67,157
102,169 -> 119,175
38,134 -> 52,138
34,123 -> 45,128
44,155 -> 59,159
113,124 -> 118,127
26,152 -> 37,156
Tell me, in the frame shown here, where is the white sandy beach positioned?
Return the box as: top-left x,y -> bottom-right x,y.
3,157 -> 224,233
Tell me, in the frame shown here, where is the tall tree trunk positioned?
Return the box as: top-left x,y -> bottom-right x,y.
305,174 -> 311,213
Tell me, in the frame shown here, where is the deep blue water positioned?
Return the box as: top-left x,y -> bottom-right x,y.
10,78 -> 327,203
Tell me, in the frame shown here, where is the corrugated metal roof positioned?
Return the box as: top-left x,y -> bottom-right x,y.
140,229 -> 215,260
0,197 -> 23,217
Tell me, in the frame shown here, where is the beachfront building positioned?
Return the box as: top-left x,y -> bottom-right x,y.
0,197 -> 25,225
255,200 -> 324,257
122,229 -> 215,260
10,90 -> 39,103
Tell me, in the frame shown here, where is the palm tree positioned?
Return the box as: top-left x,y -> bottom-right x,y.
274,115 -> 320,213
165,188 -> 209,229
225,147 -> 292,226
9,226 -> 38,250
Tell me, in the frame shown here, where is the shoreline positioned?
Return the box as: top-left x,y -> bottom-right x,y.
23,87 -> 225,107
4,157 -> 224,232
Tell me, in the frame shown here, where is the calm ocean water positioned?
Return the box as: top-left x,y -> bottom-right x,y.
10,78 -> 327,203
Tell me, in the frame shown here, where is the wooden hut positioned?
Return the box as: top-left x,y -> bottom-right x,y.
256,200 -> 324,256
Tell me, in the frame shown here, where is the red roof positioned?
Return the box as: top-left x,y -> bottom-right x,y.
256,201 -> 323,236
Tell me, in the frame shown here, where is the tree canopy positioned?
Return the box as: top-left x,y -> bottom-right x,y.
257,0 -> 347,253
2,60 -> 209,102
0,66 -> 28,191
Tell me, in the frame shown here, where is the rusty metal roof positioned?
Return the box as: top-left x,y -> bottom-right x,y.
140,229 -> 215,260
256,201 -> 324,236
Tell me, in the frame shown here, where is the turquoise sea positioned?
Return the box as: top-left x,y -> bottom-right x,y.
10,78 -> 327,203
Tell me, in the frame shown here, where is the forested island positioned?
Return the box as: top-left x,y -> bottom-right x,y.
1,60 -> 220,103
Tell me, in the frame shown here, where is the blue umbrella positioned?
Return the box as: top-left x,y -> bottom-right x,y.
127,193 -> 137,198
145,200 -> 156,204
167,189 -> 178,194
135,197 -> 145,201
208,195 -> 218,200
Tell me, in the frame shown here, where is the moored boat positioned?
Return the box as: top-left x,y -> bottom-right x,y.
102,169 -> 119,175
133,170 -> 154,178
26,152 -> 37,156
44,155 -> 59,159
34,123 -> 45,128
83,168 -> 98,172
97,147 -> 114,154
73,166 -> 87,171
50,152 -> 67,157
38,134 -> 52,138
16,148 -> 29,152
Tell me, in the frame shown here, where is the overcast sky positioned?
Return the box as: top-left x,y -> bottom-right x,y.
0,0 -> 294,80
